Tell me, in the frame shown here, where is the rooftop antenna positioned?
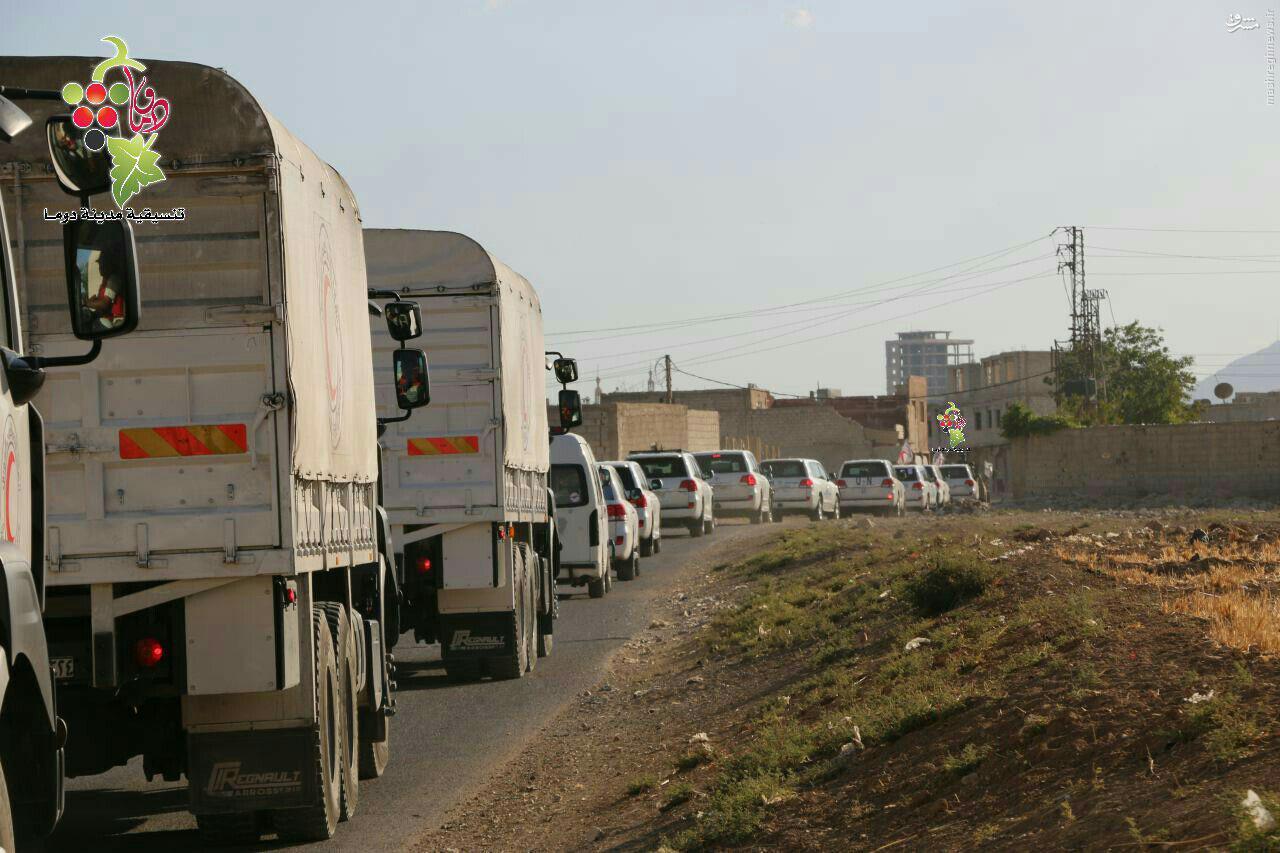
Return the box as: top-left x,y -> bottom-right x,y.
1214,381 -> 1234,403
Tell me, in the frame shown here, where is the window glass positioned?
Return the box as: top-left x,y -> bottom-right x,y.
762,460 -> 806,478
550,465 -> 588,508
894,466 -> 919,481
842,462 -> 889,479
634,455 -> 687,478
610,464 -> 638,491
694,452 -> 748,475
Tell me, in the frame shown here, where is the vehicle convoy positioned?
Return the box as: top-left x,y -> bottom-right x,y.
894,463 -> 938,511
364,228 -> 579,680
2,57 -> 427,843
836,458 -> 905,516
693,450 -> 773,525
551,432 -> 611,598
0,83 -> 149,848
598,465 -> 640,581
762,458 -> 840,521
628,450 -> 715,536
601,460 -> 662,556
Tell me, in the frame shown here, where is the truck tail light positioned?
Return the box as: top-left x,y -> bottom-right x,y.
134,637 -> 165,668
911,482 -> 924,490
881,478 -> 894,487
679,479 -> 697,492
607,503 -> 626,519
740,474 -> 757,486
799,478 -> 814,488
836,479 -> 847,488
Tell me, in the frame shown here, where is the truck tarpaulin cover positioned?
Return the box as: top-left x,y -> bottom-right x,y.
266,113 -> 378,483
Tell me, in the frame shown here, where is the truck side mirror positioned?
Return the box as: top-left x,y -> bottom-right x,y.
553,358 -> 578,385
47,116 -> 113,197
384,301 -> 422,342
0,95 -> 32,143
393,348 -> 430,410
558,389 -> 583,429
63,218 -> 141,340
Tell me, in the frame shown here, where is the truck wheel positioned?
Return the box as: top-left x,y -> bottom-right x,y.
274,609 -> 342,841
617,551 -> 637,581
689,519 -> 704,538
196,812 -> 262,845
319,604 -> 360,821
492,550 -> 530,680
0,759 -> 16,853
538,570 -> 558,657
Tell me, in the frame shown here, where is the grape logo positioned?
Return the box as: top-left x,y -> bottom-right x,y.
60,36 -> 171,208
318,228 -> 345,449
936,402 -> 967,450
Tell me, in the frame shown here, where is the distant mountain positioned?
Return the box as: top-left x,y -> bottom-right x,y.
1192,340 -> 1280,400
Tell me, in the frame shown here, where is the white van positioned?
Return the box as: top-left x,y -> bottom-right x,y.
551,433 -> 611,598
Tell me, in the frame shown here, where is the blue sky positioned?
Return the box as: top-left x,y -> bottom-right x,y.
4,0 -> 1277,399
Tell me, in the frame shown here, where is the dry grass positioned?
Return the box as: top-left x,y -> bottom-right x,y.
1051,533 -> 1280,654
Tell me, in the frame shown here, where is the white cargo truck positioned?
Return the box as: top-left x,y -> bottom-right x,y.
365,229 -> 581,681
0,83 -> 147,848
0,57 -> 428,843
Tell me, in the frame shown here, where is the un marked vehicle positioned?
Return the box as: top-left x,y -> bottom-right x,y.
628,450 -> 715,537
762,458 -> 840,521
692,450 -> 773,524
601,460 -> 662,556
836,458 -> 905,516
365,229 -> 577,681
0,84 -> 147,847
2,57 -> 427,843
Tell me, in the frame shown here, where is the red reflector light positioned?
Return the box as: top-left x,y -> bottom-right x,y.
285,587 -> 298,604
911,482 -> 924,490
740,473 -> 757,486
134,637 -> 164,668
607,503 -> 626,519
679,479 -> 697,492
965,479 -> 975,487
712,453 -> 722,458
799,478 -> 814,488
496,526 -> 506,539
615,535 -> 624,546
417,556 -> 433,573
836,479 -> 847,488
881,478 -> 894,487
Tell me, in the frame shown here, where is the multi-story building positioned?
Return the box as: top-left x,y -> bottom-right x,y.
930,350 -> 1055,448
885,330 -> 974,397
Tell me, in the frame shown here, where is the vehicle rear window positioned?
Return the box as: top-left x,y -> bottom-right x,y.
602,481 -> 617,502
551,465 -> 588,508
922,468 -> 938,482
841,462 -> 888,479
694,453 -> 747,475
940,465 -> 972,478
609,465 -> 638,490
634,456 -> 688,478
893,466 -> 919,481
761,460 -> 806,478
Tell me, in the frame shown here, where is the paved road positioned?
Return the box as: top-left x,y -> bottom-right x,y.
46,519 -> 781,852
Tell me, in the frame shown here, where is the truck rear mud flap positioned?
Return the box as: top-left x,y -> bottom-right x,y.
188,728 -> 316,814
439,613 -> 515,660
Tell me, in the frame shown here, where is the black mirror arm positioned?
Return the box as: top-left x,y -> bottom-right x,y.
28,339 -> 102,369
367,288 -> 403,302
0,86 -> 63,101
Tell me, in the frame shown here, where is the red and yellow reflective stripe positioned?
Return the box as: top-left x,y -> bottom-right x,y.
407,435 -> 480,456
119,424 -> 249,459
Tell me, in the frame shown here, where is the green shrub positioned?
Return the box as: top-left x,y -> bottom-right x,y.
1001,402 -> 1078,439
905,553 -> 995,616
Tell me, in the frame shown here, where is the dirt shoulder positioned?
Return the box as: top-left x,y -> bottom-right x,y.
416,508 -> 1280,852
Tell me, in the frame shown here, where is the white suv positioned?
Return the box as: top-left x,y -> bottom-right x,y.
629,451 -> 715,537
601,460 -> 663,556
939,463 -> 977,502
893,464 -> 938,512
762,458 -> 840,521
836,459 -> 905,516
693,450 -> 773,524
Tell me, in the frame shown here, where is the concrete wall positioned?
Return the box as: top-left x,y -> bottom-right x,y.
1009,421 -> 1280,501
555,403 -> 720,461
720,405 -> 876,472
602,387 -> 772,412
1202,391 -> 1280,423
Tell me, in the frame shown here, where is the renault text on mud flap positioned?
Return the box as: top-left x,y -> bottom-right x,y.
450,629 -> 505,651
205,762 -> 303,798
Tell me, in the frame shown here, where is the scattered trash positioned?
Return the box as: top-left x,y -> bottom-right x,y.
878,590 -> 891,599
904,637 -> 931,652
689,732 -> 711,745
1185,690 -> 1216,705
1243,790 -> 1277,832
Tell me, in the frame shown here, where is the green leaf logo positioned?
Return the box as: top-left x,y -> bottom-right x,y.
107,133 -> 166,208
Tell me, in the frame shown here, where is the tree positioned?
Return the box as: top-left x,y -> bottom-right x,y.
1000,402 -> 1077,439
1051,322 -> 1199,425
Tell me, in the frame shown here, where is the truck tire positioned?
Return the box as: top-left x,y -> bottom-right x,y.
196,812 -> 261,845
319,603 -> 360,822
274,609 -> 342,842
537,560 -> 557,658
492,548 -> 531,680
360,715 -> 390,781
617,550 -> 637,581
0,759 -> 15,853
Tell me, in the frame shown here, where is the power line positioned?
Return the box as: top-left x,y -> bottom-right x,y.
1082,226 -> 1280,234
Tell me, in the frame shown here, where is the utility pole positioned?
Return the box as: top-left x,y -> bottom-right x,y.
1053,226 -> 1105,412
664,354 -> 673,404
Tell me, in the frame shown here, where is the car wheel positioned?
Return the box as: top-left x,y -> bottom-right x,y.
689,519 -> 704,538
810,503 -> 824,522
831,499 -> 841,520
703,514 -> 714,535
653,535 -> 662,554
640,536 -> 653,557
617,550 -> 637,581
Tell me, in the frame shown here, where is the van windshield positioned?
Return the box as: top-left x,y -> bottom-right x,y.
550,465 -> 588,508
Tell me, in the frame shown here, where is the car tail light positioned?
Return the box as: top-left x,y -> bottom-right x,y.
880,478 -> 894,487
836,479 -> 847,488
417,556 -> 433,574
886,493 -> 894,500
965,479 -> 975,487
607,503 -> 626,519
799,478 -> 814,488
911,482 -> 923,490
638,518 -> 645,528
134,637 -> 165,668
631,493 -> 648,508
740,473 -> 757,486
615,535 -> 624,546
680,479 -> 697,492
